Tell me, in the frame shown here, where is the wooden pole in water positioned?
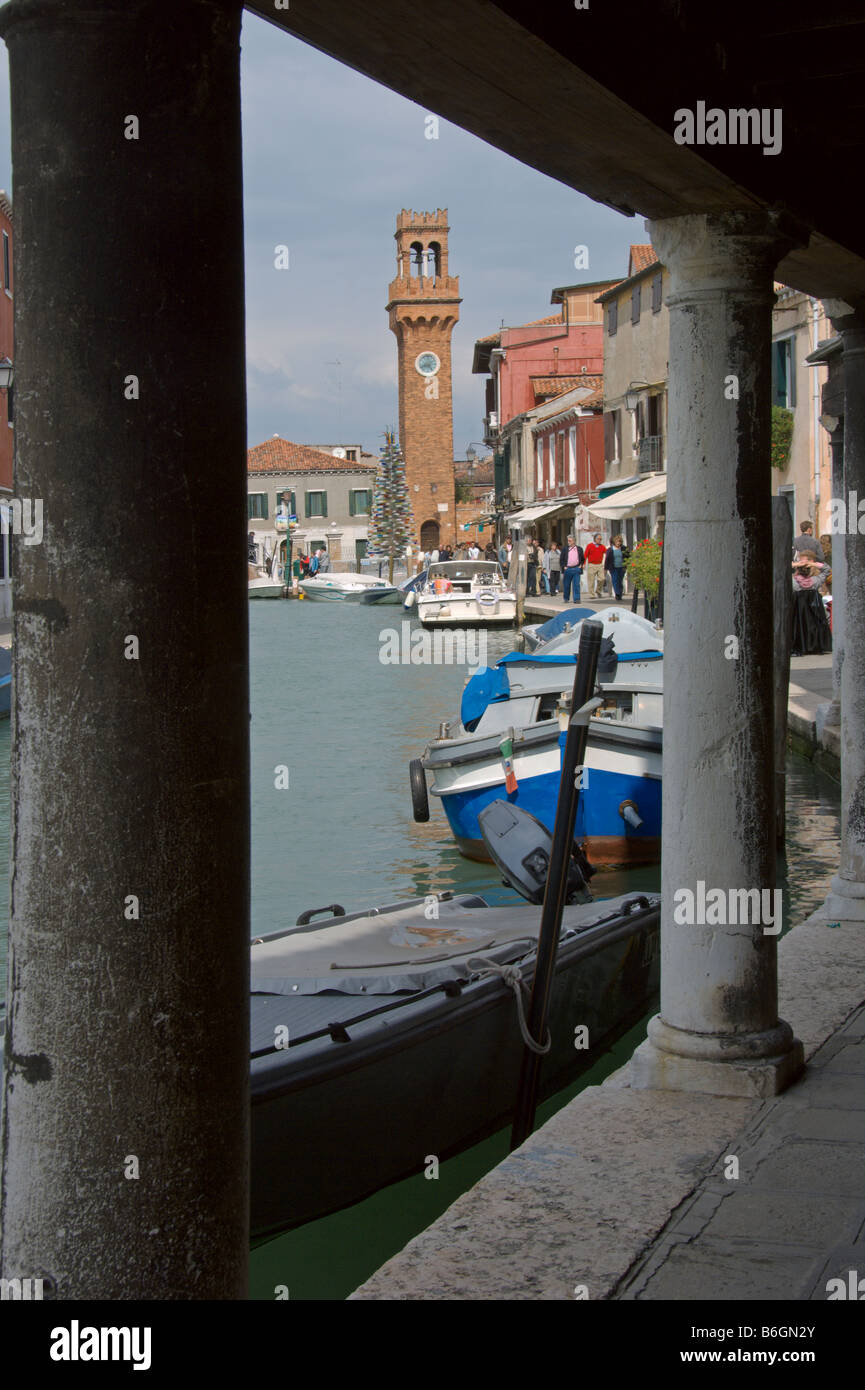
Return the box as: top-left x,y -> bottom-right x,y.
510,619 -> 603,1150
513,528 -> 527,627
772,497 -> 793,848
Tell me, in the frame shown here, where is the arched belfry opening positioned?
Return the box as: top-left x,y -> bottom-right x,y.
409,240 -> 423,277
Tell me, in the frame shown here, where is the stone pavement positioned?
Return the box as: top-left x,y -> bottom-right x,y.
618,1001 -> 865,1299
352,910 -> 865,1301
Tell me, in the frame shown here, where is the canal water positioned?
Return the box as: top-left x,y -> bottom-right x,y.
0,602 -> 844,1297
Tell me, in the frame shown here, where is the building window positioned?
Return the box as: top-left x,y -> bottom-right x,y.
631,285 -> 641,325
345,449 -> 358,462
6,381 -> 12,427
247,493 -> 268,520
607,302 -> 618,337
604,409 -> 621,464
2,231 -> 9,292
349,489 -> 371,516
568,426 -> 577,486
651,272 -> 662,314
772,338 -> 796,409
275,489 -> 296,517
537,439 -> 544,492
548,437 -> 555,490
305,490 -> 327,518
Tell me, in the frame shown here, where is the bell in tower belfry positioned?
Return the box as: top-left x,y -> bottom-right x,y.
386,209 -> 461,551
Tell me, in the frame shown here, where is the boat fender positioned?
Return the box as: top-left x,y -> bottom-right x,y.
619,799 -> 644,830
404,590 -> 417,609
410,758 -> 430,822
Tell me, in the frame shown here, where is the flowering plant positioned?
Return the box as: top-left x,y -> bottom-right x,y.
626,536 -> 663,596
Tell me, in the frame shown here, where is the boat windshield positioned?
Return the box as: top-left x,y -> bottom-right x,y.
427,562 -> 504,584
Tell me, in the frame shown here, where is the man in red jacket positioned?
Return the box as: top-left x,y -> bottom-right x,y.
584,533 -> 607,598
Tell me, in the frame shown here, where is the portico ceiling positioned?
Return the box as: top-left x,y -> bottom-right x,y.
246,0 -> 865,307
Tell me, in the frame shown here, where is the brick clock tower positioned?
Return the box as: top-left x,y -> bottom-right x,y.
386,209 -> 461,550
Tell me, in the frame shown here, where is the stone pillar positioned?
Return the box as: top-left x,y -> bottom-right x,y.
0,0 -> 249,1297
631,211 -> 803,1098
822,304 -> 865,920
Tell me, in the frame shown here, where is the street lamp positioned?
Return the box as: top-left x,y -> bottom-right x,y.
0,358 -> 13,389
624,381 -> 649,412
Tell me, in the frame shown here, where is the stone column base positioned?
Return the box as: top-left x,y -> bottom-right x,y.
630,1016 -> 804,1098
821,874 -> 865,922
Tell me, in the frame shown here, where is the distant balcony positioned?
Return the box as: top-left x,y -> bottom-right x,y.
638,435 -> 663,473
483,411 -> 499,444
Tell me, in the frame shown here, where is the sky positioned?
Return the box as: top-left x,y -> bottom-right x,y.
0,7 -> 642,458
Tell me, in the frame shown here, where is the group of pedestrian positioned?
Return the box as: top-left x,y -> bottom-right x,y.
500,531 -> 630,602
298,547 -> 330,578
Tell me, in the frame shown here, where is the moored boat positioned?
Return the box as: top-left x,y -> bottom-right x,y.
413,560 -> 516,626
299,571 -> 395,602
250,883 -> 660,1237
413,608 -> 663,864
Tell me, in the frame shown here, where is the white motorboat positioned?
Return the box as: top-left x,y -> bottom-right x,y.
411,560 -> 516,627
248,553 -> 284,599
299,571 -> 395,602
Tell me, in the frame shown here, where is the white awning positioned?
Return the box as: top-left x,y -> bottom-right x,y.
506,501 -> 567,525
588,473 -> 666,519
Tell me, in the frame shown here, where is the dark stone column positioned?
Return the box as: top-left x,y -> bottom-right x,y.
0,0 -> 249,1298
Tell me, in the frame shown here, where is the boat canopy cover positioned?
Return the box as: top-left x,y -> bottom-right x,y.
461,663 -> 511,730
460,632 -> 663,731
531,607 -> 596,644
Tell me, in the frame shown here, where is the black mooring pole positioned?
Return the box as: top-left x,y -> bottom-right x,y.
510,619 -> 604,1151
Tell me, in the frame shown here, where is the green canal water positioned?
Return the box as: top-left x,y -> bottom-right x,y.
0,603 -> 844,1298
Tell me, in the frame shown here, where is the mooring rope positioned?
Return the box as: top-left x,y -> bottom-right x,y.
466,955 -> 552,1055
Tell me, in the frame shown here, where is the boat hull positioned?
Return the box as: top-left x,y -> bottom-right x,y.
250,893 -> 660,1237
428,726 -> 662,865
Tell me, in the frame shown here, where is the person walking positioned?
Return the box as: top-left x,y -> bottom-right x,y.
547,541 -> 561,596
584,533 -> 607,599
318,547 -> 331,573
562,534 -> 584,603
604,533 -> 627,600
792,520 -> 825,563
526,538 -> 538,596
541,542 -> 552,595
498,538 -> 509,576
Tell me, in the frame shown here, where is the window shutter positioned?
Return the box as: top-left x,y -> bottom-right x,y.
349,490 -> 356,516
304,491 -> 312,518
608,302 -> 617,336
652,272 -> 662,313
631,285 -> 641,325
321,492 -> 327,518
604,411 -> 615,461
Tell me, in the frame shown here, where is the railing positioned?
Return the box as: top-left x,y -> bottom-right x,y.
638,435 -> 663,472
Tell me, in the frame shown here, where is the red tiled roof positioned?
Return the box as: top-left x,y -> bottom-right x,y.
247,438 -> 376,473
531,373 -> 603,400
629,244 -> 658,275
475,311 -> 563,347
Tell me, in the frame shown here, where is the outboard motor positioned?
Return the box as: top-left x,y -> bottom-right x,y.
478,800 -> 595,906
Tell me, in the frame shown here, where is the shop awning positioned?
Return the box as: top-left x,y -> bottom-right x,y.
588,472 -> 666,519
596,473 -> 641,499
506,501 -> 567,525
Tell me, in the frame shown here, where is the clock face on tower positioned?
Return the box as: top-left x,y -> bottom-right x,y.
414,351 -> 441,378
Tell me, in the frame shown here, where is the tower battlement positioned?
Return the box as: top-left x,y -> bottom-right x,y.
395,208 -> 449,232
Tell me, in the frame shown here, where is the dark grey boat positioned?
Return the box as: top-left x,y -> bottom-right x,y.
250,886 -> 660,1238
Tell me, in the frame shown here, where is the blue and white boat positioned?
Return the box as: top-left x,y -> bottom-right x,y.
414,608 -> 663,866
